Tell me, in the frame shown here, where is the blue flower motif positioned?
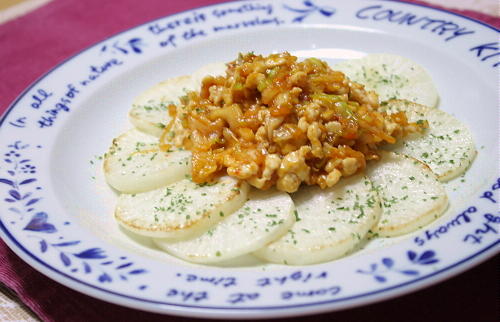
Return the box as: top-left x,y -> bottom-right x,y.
100,37 -> 145,55
20,164 -> 36,174
408,250 -> 439,265
128,38 -> 145,54
3,140 -> 149,287
1,142 -> 41,217
283,0 -> 336,23
23,212 -> 57,233
357,250 -> 439,283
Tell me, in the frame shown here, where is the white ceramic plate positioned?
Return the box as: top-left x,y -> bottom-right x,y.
0,0 -> 498,319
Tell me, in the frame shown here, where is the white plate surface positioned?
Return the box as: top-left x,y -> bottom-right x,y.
0,0 -> 498,319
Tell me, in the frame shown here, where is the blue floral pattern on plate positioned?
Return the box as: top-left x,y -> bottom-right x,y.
357,250 -> 439,283
283,0 -> 336,22
1,141 -> 148,285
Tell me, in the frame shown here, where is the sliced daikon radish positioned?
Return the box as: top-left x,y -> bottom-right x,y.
103,129 -> 191,193
129,63 -> 226,137
129,75 -> 196,137
367,152 -> 448,237
254,175 -> 381,265
154,189 -> 295,263
383,99 -> 476,181
334,54 -> 439,107
191,62 -> 226,84
115,177 -> 249,239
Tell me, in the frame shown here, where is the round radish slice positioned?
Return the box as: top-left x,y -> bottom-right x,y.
383,99 -> 476,181
103,129 -> 190,193
254,175 -> 380,265
115,177 -> 248,239
154,189 -> 295,263
334,53 -> 439,107
367,152 -> 448,237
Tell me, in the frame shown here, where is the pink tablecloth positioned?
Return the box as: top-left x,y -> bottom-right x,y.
0,1 -> 498,321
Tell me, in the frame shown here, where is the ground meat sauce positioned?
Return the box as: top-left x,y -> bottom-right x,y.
163,52 -> 426,192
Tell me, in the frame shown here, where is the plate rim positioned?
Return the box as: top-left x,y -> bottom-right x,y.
1,220 -> 498,312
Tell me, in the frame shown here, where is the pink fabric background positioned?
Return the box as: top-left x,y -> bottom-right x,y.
0,0 -> 498,321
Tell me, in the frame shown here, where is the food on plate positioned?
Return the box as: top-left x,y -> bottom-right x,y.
103,129 -> 191,193
367,152 -> 448,237
129,63 -> 226,138
334,53 -> 439,108
381,100 -> 476,181
254,174 -> 380,265
115,176 -> 248,239
154,189 -> 295,263
170,52 -> 427,193
103,52 -> 475,265
129,76 -> 195,137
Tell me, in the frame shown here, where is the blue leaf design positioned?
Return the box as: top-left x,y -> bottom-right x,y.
418,250 -> 435,262
375,275 -> 386,282
83,262 -> 92,274
407,250 -> 417,262
7,170 -> 15,176
74,248 -> 106,259
19,159 -> 30,163
9,190 -> 21,200
4,159 -> 12,163
60,253 -> 71,266
21,192 -> 31,200
52,241 -> 80,247
419,259 -> 439,265
293,16 -> 306,23
129,38 -> 143,53
116,262 -> 133,270
382,258 -> 394,268
400,270 -> 419,276
25,198 -> 41,206
320,9 -> 335,16
98,273 -> 112,283
304,0 -> 314,7
129,269 -> 147,275
370,263 -> 377,271
120,275 -> 128,281
101,261 -> 113,265
23,212 -> 57,233
20,178 -> 36,185
0,178 -> 14,187
40,240 -> 48,253
5,198 -> 15,203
